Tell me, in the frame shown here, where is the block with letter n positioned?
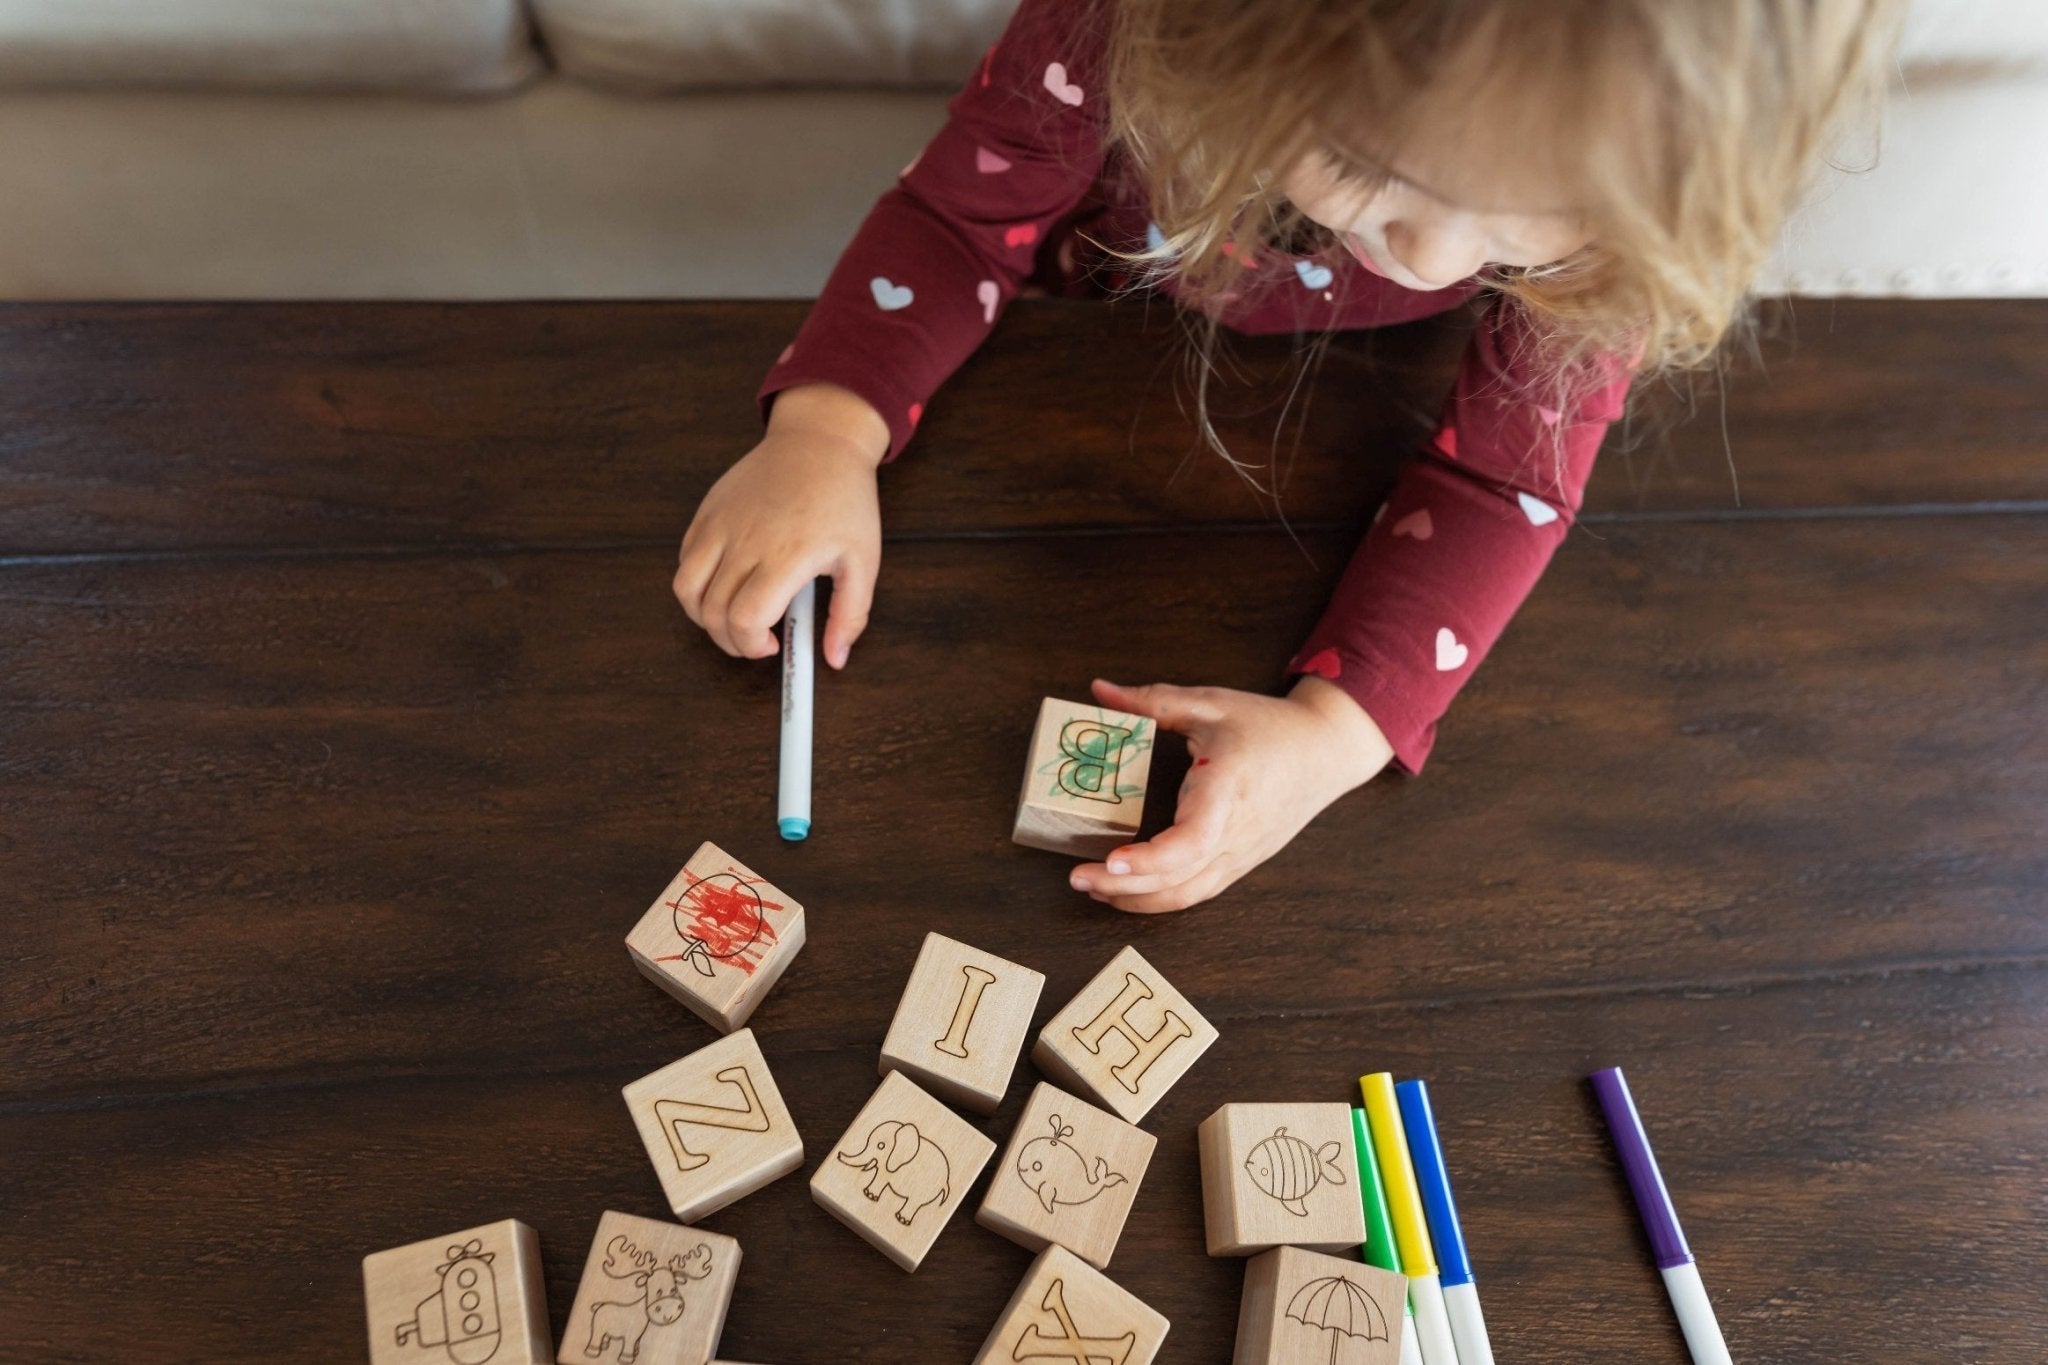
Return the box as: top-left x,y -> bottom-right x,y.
1033,945 -> 1217,1124
1012,698 -> 1156,858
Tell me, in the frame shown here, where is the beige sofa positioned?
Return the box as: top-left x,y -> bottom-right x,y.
0,0 -> 2041,300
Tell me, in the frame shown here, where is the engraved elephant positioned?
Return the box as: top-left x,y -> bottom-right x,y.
1015,1113 -> 1127,1215
836,1119 -> 953,1226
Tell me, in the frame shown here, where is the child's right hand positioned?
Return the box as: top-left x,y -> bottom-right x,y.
674,383 -> 888,669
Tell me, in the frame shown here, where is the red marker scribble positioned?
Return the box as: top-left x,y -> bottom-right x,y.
655,871 -> 782,978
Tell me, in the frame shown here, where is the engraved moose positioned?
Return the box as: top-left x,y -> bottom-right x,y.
835,1119 -> 953,1226
581,1233 -> 713,1365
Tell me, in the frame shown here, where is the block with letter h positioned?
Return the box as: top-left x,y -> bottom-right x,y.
1013,698 -> 1156,858
1033,945 -> 1217,1124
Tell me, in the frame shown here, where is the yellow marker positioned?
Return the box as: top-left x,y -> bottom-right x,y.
1361,1073 -> 1461,1365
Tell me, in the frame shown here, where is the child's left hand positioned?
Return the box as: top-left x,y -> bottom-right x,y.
1070,676 -> 1395,913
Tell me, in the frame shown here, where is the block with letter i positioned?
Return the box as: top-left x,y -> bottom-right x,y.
562,1212 -> 740,1365
1012,697 -> 1156,858
810,1070 -> 997,1271
362,1219 -> 551,1365
626,840 -> 806,1033
977,1081 -> 1156,1269
879,932 -> 1045,1114
1199,1103 -> 1367,1256
623,1027 -> 804,1223
1033,945 -> 1218,1124
973,1244 -> 1171,1365
1233,1245 -> 1407,1365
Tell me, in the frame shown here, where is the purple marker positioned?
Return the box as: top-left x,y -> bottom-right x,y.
1590,1067 -> 1731,1365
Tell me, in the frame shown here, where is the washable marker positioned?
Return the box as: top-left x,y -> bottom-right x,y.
1361,1073 -> 1461,1365
1354,1107 -> 1425,1365
776,579 -> 816,841
1397,1080 -> 1495,1365
1590,1066 -> 1732,1365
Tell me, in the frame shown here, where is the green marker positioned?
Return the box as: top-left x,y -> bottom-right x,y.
1355,1107 -> 1425,1365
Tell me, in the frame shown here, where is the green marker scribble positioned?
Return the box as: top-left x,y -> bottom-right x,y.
1036,706 -> 1151,806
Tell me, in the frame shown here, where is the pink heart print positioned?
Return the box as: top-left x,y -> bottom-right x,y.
777,344 -> 794,366
975,147 -> 1012,174
1003,223 -> 1039,249
908,402 -> 924,426
1043,61 -> 1084,105
1433,425 -> 1459,459
1298,647 -> 1343,681
1536,404 -> 1563,427
1391,509 -> 1433,540
976,280 -> 1000,324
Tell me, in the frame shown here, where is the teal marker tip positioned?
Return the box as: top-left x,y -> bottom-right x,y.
779,817 -> 810,841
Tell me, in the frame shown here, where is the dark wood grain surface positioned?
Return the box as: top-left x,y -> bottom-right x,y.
2,300 -> 2044,1363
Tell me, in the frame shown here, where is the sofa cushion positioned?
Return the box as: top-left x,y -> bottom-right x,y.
532,0 -> 1016,91
0,0 -> 539,94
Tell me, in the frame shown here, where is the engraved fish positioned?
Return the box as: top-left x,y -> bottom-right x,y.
1244,1126 -> 1347,1217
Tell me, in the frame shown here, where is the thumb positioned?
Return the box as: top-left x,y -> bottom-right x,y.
821,553 -> 877,670
1090,678 -> 1220,734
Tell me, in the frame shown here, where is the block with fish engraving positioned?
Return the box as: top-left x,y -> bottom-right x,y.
1198,1103 -> 1366,1256
626,841 -> 807,1032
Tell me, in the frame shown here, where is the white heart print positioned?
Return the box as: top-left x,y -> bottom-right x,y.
976,280 -> 1000,324
1435,627 -> 1469,672
1517,492 -> 1559,526
1043,62 -> 1084,105
869,277 -> 914,311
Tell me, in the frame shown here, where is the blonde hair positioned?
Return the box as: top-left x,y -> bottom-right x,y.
1106,0 -> 1905,409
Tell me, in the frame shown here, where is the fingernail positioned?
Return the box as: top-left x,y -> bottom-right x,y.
1107,859 -> 1130,875
1070,875 -> 1092,893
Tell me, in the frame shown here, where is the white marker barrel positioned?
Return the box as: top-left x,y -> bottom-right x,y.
1400,1299 -> 1426,1365
1662,1261 -> 1733,1365
1408,1272 -> 1461,1365
776,579 -> 815,841
1443,1281 -> 1494,1365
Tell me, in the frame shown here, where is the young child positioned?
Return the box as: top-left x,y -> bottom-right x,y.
675,0 -> 1901,912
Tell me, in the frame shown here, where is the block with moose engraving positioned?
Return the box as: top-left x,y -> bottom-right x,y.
809,1070 -> 996,1272
1234,1245 -> 1408,1365
626,841 -> 807,1033
977,1082 -> 1156,1269
1033,945 -> 1218,1124
623,1027 -> 803,1224
880,932 -> 1045,1114
1012,698 -> 1156,858
972,1244 -> 1171,1365
1199,1103 -> 1367,1256
362,1219 -> 551,1365
563,1212 -> 741,1365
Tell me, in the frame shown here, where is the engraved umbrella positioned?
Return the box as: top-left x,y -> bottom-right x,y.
1286,1275 -> 1392,1365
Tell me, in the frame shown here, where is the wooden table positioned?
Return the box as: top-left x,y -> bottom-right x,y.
3,300 -> 2044,1363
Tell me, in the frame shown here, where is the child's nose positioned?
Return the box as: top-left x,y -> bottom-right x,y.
1385,221 -> 1487,290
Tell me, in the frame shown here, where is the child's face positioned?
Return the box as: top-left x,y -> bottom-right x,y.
1277,144 -> 1594,292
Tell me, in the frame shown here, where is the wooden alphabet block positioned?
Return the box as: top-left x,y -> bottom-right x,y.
809,1070 -> 996,1272
362,1219 -> 551,1365
1012,697 -> 1156,858
562,1212 -> 740,1365
1233,1245 -> 1408,1365
879,932 -> 1046,1114
626,841 -> 806,1033
977,1081 -> 1156,1269
972,1244 -> 1171,1365
1032,945 -> 1218,1124
623,1027 -> 804,1224
1199,1103 -> 1367,1256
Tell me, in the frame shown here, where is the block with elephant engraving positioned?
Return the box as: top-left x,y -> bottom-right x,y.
1033,945 -> 1218,1124
623,1027 -> 804,1224
362,1218 -> 552,1365
879,932 -> 1046,1114
562,1212 -> 740,1365
977,1082 -> 1157,1269
626,840 -> 807,1033
809,1070 -> 997,1272
972,1244 -> 1171,1365
1198,1102 -> 1367,1256
1012,697 -> 1157,858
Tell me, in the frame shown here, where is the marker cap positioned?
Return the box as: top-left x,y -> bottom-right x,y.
1590,1065 -> 1694,1269
1351,1107 -> 1402,1275
778,816 -> 810,841
1396,1078 -> 1474,1288
1359,1072 -> 1437,1277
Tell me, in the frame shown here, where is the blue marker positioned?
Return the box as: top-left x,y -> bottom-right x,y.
777,580 -> 815,841
1397,1079 -> 1494,1365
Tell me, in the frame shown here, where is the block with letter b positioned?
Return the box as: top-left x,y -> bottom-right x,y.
1033,945 -> 1217,1124
973,1244 -> 1171,1365
1012,697 -> 1156,858
1233,1245 -> 1407,1365
362,1219 -> 551,1365
879,932 -> 1045,1114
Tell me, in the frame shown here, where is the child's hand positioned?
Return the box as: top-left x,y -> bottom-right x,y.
1070,675 -> 1395,913
675,384 -> 888,669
